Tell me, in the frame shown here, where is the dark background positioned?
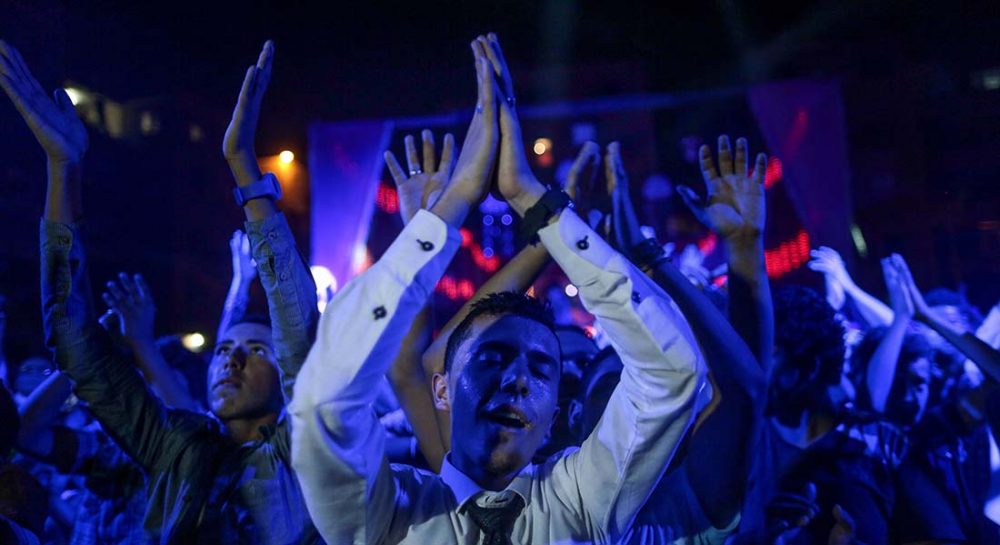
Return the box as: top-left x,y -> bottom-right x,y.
1,0 -> 998,359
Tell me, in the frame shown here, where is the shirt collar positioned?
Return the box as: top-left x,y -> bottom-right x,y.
440,453 -> 533,510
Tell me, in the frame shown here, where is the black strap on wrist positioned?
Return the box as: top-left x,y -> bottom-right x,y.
519,187 -> 572,244
630,237 -> 667,271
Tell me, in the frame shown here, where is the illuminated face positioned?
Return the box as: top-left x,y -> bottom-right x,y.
445,315 -> 561,479
886,357 -> 931,426
207,323 -> 283,421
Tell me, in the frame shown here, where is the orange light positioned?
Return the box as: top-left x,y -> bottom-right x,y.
533,138 -> 552,156
279,150 -> 295,164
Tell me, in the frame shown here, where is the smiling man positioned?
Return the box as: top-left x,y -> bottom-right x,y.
290,34 -> 705,545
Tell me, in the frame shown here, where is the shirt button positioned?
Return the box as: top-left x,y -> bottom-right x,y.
417,239 -> 435,251
279,272 -> 289,281
268,231 -> 278,240
632,291 -> 641,303
576,236 -> 589,250
373,306 -> 387,320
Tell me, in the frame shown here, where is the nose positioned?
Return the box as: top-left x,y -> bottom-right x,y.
223,346 -> 247,371
499,357 -> 530,397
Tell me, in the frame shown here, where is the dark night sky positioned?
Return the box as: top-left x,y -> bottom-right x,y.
1,0 -> 998,355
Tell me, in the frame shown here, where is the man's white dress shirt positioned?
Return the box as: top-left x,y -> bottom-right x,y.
290,208 -> 705,544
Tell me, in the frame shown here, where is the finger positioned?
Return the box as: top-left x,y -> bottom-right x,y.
471,40 -> 486,109
486,33 -> 515,97
383,151 -> 407,186
804,482 -> 817,502
421,129 -> 436,173
606,141 -> 627,193
404,134 -> 421,175
471,40 -> 496,118
233,66 -> 256,121
439,133 -> 456,178
240,232 -> 251,256
53,88 -> 73,113
118,272 -> 139,300
751,153 -> 768,185
105,281 -> 126,304
101,292 -> 118,310
478,35 -> 502,78
698,144 -> 719,185
717,135 -> 733,176
134,274 -> 151,301
254,40 -> 274,97
565,141 -> 599,199
734,137 -> 748,177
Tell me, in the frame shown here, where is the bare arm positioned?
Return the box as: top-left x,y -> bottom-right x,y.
612,139 -> 765,527
678,136 -> 773,371
809,246 -> 894,328
217,230 -> 256,340
382,130 -> 456,470
895,255 -> 1000,382
102,273 -> 200,411
865,257 -> 914,413
16,370 -> 73,462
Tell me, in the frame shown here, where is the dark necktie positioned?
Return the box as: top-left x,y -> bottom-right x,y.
464,494 -> 525,545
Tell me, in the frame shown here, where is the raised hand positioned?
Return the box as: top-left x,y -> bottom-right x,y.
678,136 -> 767,242
477,33 -> 547,215
230,230 -> 258,285
385,130 -> 455,224
0,41 -> 88,164
882,255 -> 913,322
606,141 -> 647,252
102,273 -> 156,349
808,246 -> 856,289
429,38 -> 499,227
891,253 -> 932,320
223,40 -> 274,187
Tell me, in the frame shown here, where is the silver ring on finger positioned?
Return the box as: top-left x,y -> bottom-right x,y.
505,95 -> 516,107
409,168 -> 423,176
475,104 -> 484,114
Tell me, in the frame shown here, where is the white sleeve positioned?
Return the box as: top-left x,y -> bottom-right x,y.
289,209 -> 461,545
538,209 -> 706,543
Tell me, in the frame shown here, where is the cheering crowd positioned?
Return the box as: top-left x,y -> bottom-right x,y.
1,33 -> 999,545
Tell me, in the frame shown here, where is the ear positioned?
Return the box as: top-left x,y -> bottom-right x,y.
432,372 -> 451,411
567,399 -> 582,440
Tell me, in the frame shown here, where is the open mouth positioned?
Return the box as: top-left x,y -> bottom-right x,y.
213,376 -> 242,390
483,405 -> 529,429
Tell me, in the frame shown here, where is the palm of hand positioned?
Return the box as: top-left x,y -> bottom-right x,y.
30,96 -> 88,163
119,302 -> 155,344
702,175 -> 764,239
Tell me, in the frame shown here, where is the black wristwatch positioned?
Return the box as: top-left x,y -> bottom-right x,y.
233,173 -> 282,206
519,187 -> 573,244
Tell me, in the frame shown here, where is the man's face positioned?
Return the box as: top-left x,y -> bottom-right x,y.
15,357 -> 54,397
886,357 -> 931,426
207,323 -> 282,420
447,314 -> 561,478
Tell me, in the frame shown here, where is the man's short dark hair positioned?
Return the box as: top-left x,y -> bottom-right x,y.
773,286 -> 845,386
443,292 -> 558,375
924,287 -> 983,329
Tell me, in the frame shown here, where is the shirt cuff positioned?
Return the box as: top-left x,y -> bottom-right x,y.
373,209 -> 462,295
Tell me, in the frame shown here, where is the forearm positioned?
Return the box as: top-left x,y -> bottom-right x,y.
843,281 -> 893,327
647,258 -> 763,527
725,236 -> 774,371
867,319 -> 909,412
217,277 -> 252,341
131,340 -> 199,411
16,371 -> 73,457
44,160 -> 83,224
387,308 -> 447,471
649,259 -> 765,398
924,312 -> 1000,382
